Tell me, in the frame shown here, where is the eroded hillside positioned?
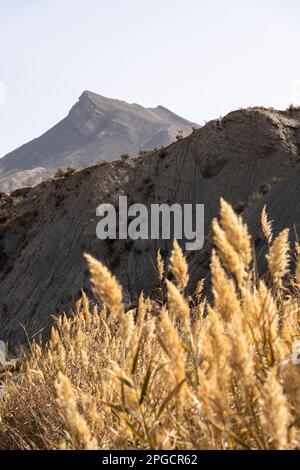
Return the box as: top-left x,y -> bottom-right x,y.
1,106 -> 300,345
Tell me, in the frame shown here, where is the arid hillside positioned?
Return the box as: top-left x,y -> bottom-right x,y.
0,91 -> 198,192
1,106 -> 300,345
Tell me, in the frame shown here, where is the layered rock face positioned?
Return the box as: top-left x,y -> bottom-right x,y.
0,91 -> 197,192
1,106 -> 300,345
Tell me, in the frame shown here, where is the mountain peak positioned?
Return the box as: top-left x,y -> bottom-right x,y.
0,93 -> 197,192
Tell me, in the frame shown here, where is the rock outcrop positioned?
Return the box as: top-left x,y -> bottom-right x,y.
1,106 -> 300,345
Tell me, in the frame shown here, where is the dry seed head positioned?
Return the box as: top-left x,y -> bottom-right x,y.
295,243 -> 300,287
81,290 -> 91,331
55,373 -> 98,450
212,218 -> 245,284
80,349 -> 89,371
266,229 -> 290,282
259,367 -> 291,449
256,281 -> 279,351
228,314 -> 255,387
210,250 -> 241,321
156,249 -> 164,281
169,240 -> 189,290
195,279 -> 205,299
166,279 -> 190,330
281,361 -> 300,415
137,292 -> 147,324
84,253 -> 124,318
50,327 -> 61,348
206,305 -> 230,362
281,297 -> 299,344
100,304 -> 107,321
160,306 -> 186,386
261,205 -> 273,245
121,310 -> 135,349
219,198 -> 252,268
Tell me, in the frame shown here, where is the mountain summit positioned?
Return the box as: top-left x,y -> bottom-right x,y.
0,91 -> 198,192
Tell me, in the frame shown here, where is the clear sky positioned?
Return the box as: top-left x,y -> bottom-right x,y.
0,0 -> 300,157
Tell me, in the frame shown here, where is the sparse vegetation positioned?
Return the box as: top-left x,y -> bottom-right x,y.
287,104 -> 300,112
0,195 -> 24,225
175,129 -> 183,141
1,200 -> 300,450
158,148 -> 167,159
54,167 -> 76,178
139,150 -> 150,156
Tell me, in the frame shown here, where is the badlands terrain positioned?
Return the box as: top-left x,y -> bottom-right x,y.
1,104 -> 300,345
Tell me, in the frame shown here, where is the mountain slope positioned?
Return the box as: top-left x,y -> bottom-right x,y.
1,106 -> 300,346
0,91 -> 198,192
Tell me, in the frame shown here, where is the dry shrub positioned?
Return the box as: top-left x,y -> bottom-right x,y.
1,200 -> 300,450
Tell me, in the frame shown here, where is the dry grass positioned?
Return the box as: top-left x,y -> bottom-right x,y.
1,199 -> 300,450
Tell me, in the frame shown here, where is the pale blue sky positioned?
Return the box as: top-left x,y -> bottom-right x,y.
0,0 -> 300,157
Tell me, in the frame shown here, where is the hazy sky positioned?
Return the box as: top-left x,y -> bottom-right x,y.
0,0 -> 300,157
